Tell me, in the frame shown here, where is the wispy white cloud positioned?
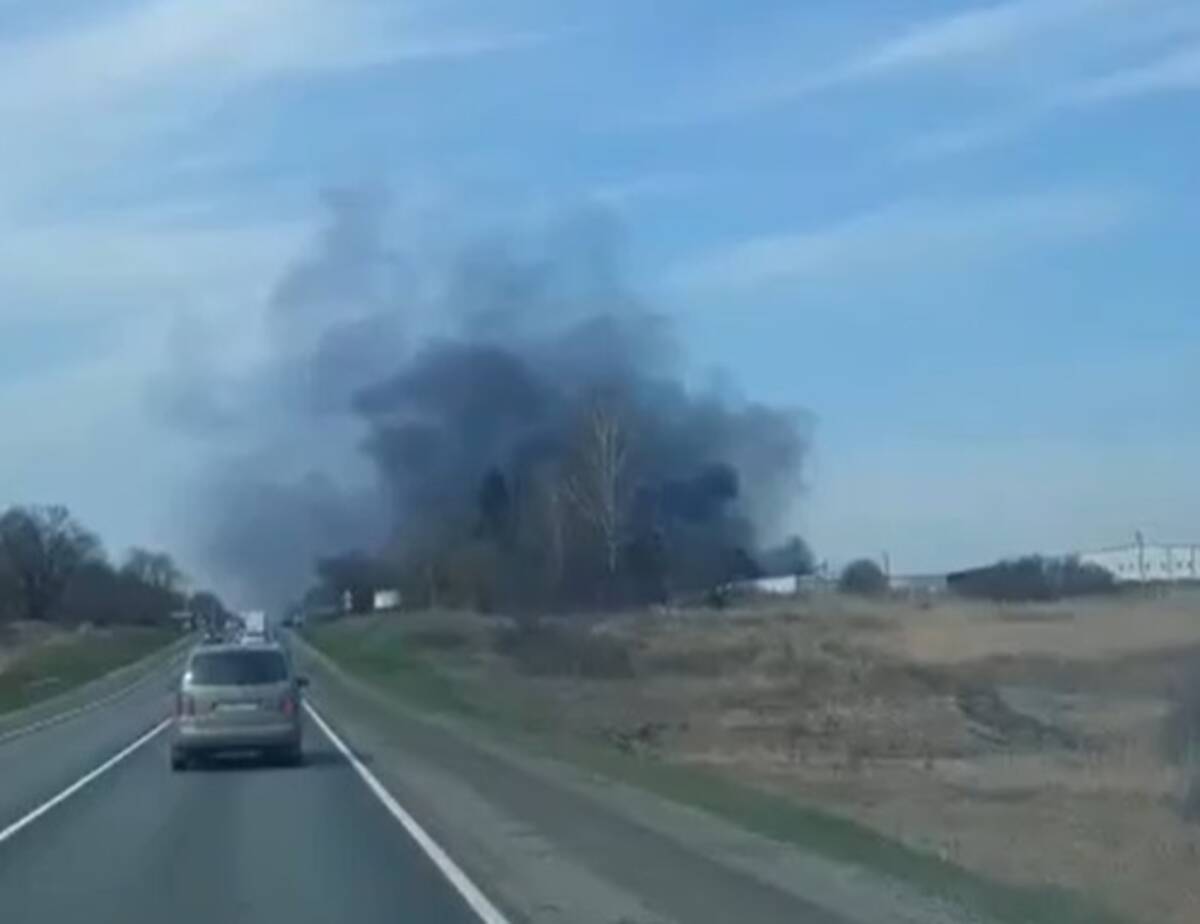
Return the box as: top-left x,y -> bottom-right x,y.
1066,40 -> 1200,102
658,0 -> 1200,158
667,190 -> 1132,294
670,0 -> 1143,122
834,0 -> 1200,92
0,0 -> 542,115
0,0 -> 387,134
0,0 -> 555,317
829,0 -> 1108,83
901,36 -> 1200,159
0,216 -> 308,316
0,0 -> 551,214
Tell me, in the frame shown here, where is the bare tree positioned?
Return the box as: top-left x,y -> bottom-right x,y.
0,551 -> 19,623
540,469 -> 568,589
515,463 -> 570,604
0,505 -> 100,621
122,547 -> 184,592
189,590 -> 229,631
564,399 -> 634,578
61,560 -> 184,627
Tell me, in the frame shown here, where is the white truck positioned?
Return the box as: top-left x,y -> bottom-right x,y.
240,609 -> 268,644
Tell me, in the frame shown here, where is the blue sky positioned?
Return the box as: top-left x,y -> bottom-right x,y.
2,0 -> 1199,581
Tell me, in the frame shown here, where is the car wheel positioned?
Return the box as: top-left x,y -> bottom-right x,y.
170,749 -> 188,772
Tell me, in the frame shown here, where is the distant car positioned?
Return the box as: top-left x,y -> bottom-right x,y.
170,643 -> 307,771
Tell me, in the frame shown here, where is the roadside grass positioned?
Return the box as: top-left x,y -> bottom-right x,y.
0,626 -> 176,715
307,617 -> 1127,924
308,617 -> 481,719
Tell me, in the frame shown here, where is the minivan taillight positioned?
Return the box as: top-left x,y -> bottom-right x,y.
279,694 -> 295,717
175,693 -> 195,717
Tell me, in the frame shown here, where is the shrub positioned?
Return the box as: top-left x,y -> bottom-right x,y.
1163,658 -> 1200,821
949,555 -> 1116,602
1164,666 -> 1200,764
1056,558 -> 1117,596
494,622 -> 634,678
839,559 -> 888,596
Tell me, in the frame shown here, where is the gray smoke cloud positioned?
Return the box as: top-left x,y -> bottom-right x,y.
158,191 -> 809,609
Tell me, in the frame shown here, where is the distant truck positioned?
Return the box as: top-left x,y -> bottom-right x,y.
240,610 -> 268,643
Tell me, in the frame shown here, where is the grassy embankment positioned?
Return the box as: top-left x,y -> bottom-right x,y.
0,625 -> 177,715
307,611 -> 1128,924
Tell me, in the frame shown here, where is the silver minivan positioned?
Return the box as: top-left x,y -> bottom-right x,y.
170,643 -> 307,770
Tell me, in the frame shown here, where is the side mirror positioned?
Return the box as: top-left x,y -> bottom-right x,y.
296,676 -> 310,689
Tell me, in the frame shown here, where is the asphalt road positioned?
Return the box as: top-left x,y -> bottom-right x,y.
0,670 -> 485,924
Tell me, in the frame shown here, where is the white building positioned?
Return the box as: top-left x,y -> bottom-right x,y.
373,588 -> 402,611
888,573 -> 948,594
1079,536 -> 1200,583
729,575 -> 799,596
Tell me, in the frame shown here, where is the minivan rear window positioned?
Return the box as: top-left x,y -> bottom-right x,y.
188,650 -> 288,686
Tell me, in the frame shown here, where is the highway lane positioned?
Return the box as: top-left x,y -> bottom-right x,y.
0,659 -> 180,834
0,704 -> 490,923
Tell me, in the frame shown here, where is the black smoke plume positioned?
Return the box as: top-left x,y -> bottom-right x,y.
160,192 -> 809,610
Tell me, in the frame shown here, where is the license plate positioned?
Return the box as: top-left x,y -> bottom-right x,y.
216,701 -> 259,712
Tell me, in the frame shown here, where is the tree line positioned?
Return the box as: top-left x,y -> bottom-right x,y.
306,398 -> 814,616
947,555 -> 1116,602
834,554 -> 1118,601
0,504 -> 226,628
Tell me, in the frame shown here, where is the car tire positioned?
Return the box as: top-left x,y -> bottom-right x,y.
170,749 -> 188,772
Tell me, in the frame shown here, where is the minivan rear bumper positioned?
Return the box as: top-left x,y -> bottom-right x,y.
172,719 -> 300,753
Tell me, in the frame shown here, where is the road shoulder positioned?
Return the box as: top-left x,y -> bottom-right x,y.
295,634 -> 985,924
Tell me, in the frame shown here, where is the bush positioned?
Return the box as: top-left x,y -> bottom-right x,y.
1056,558 -> 1117,596
839,559 -> 888,596
949,555 -> 1116,602
494,622 -> 634,678
1163,658 -> 1200,821
1164,663 -> 1200,764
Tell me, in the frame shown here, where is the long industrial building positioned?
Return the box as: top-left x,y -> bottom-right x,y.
1078,535 -> 1200,583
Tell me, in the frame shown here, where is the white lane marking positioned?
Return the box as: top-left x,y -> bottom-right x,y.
304,701 -> 512,924
0,645 -> 188,747
0,719 -> 172,846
